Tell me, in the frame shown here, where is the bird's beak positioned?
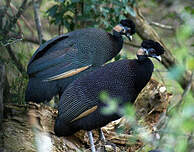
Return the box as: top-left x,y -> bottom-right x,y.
152,55 -> 162,62
126,33 -> 133,41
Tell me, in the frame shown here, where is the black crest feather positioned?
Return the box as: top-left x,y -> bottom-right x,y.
120,19 -> 136,35
141,40 -> 165,55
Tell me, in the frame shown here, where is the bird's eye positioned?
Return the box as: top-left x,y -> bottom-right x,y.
148,48 -> 155,54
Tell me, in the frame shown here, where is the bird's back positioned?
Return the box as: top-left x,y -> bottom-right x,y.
28,28 -> 121,74
26,28 -> 122,103
55,59 -> 154,136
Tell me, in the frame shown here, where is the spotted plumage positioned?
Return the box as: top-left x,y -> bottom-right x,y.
25,20 -> 136,103
54,40 -> 165,137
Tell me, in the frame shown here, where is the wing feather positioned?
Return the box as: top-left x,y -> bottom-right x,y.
27,34 -> 93,80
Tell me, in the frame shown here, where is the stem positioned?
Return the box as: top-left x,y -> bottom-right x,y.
150,21 -> 174,30
5,0 -> 28,34
0,64 -> 5,129
5,45 -> 27,78
33,0 -> 43,45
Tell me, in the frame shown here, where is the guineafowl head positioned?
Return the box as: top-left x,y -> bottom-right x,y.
137,40 -> 165,61
113,19 -> 136,41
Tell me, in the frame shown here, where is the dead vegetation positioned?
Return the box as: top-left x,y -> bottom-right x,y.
0,79 -> 171,152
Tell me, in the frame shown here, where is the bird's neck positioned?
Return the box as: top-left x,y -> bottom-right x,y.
135,58 -> 154,92
112,30 -> 123,50
112,30 -> 123,39
137,55 -> 148,62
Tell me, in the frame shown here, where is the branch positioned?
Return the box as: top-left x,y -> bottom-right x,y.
0,0 -> 11,25
155,72 -> 194,142
6,6 -> 23,35
5,0 -> 28,34
0,1 -> 30,77
177,72 -> 193,108
0,64 -> 5,129
33,0 -> 43,44
5,45 -> 27,78
10,3 -> 34,36
22,36 -> 39,45
150,21 -> 174,30
125,7 -> 194,94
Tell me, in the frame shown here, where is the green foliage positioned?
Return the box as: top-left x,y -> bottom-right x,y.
98,6 -> 194,150
46,0 -> 137,31
154,6 -> 194,152
99,85 -> 194,151
99,91 -> 155,145
100,91 -> 119,115
159,93 -> 194,152
9,75 -> 28,104
0,41 -> 32,104
168,22 -> 193,81
184,6 -> 194,15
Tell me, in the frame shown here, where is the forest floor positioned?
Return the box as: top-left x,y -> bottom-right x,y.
1,79 -> 172,152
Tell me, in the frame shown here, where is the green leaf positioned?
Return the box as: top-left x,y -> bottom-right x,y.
184,6 -> 194,15
100,91 -> 119,115
187,58 -> 194,70
182,118 -> 194,132
176,25 -> 192,42
71,0 -> 80,3
125,6 -> 136,17
47,5 -> 58,17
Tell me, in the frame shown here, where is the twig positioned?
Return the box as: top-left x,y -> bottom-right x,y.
0,0 -> 11,25
165,72 -> 193,121
33,0 -> 43,44
23,36 -> 39,45
125,7 -> 194,94
5,0 -> 28,34
150,21 -> 174,31
156,72 -> 194,144
157,129 -> 194,138
7,5 -> 23,35
155,111 -> 168,131
0,64 -> 5,129
177,72 -> 194,108
187,132 -> 194,150
10,3 -> 34,36
5,45 -> 27,78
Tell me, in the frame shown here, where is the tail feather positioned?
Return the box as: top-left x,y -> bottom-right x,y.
25,78 -> 58,103
54,117 -> 79,137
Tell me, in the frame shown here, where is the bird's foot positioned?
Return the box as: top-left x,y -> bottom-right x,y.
98,128 -> 117,152
87,131 -> 96,152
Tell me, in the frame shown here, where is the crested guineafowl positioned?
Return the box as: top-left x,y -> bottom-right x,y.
25,19 -> 135,103
54,40 -> 165,152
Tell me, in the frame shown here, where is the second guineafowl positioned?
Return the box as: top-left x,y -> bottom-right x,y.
54,40 -> 165,152
25,19 -> 135,103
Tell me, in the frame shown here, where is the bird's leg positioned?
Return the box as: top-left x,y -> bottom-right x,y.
98,128 -> 116,151
87,131 -> 96,152
98,128 -> 106,143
